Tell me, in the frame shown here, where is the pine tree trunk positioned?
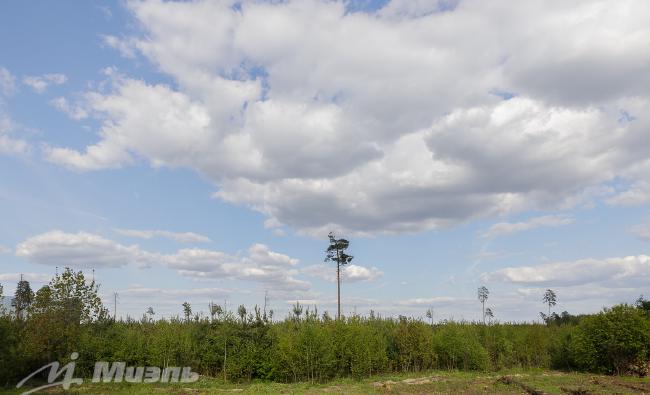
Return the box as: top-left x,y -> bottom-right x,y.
337,262 -> 341,320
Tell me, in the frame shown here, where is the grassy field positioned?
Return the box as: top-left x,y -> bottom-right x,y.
4,370 -> 650,394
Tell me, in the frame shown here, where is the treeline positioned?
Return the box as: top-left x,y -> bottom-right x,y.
1,269 -> 649,386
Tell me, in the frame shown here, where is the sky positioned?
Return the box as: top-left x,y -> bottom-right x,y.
1,0 -> 649,322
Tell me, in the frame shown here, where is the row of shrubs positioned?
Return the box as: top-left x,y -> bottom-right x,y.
1,303 -> 649,385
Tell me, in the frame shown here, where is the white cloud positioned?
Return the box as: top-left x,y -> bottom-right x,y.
14,230 -> 311,292
114,228 -> 211,243
631,222 -> 650,242
120,286 -> 231,299
0,67 -> 16,96
15,230 -> 156,268
607,181 -> 650,206
0,245 -> 12,254
482,215 -> 574,239
0,133 -> 29,156
395,296 -> 473,307
102,35 -> 137,58
44,0 -> 650,235
515,285 -> 638,303
0,67 -> 29,156
168,243 -> 309,291
23,73 -> 67,93
482,255 -> 650,287
50,97 -> 88,120
302,263 -> 382,282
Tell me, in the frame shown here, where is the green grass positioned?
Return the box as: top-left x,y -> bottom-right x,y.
3,370 -> 650,394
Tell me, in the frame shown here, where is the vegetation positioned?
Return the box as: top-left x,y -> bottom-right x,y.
4,370 -> 650,394
1,271 -> 649,389
477,286 -> 489,324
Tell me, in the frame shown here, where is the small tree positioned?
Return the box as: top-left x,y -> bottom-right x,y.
13,276 -> 34,320
237,304 -> 247,324
182,302 -> 192,322
325,232 -> 354,320
425,307 -> 434,326
292,301 -> 303,320
478,286 -> 489,324
485,308 -> 494,324
210,302 -> 223,321
146,307 -> 155,322
543,289 -> 557,317
49,268 -> 107,323
635,295 -> 650,316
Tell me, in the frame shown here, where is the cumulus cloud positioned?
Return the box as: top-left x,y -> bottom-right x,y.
482,215 -> 574,239
15,230 -> 156,268
114,228 -> 211,243
0,245 -> 11,254
44,0 -> 650,235
168,243 -> 309,290
14,230 -> 310,291
23,73 -> 67,93
303,263 -> 382,283
482,255 -> 650,287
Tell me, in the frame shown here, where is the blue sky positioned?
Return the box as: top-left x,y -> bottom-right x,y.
1,0 -> 649,321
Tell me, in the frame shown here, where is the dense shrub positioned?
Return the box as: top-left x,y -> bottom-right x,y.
3,301 -> 650,385
570,304 -> 650,374
434,323 -> 488,371
393,318 -> 436,372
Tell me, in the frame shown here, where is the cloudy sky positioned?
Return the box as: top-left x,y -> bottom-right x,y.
1,0 -> 649,321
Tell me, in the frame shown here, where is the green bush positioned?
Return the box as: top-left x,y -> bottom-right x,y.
3,301 -> 650,384
570,304 -> 650,374
433,323 -> 489,371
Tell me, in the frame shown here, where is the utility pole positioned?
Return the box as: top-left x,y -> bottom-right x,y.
336,247 -> 341,320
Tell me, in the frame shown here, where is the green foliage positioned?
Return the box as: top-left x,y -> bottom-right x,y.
12,279 -> 34,320
2,270 -> 650,386
325,232 -> 354,267
393,318 -> 436,372
0,316 -> 22,385
636,295 -> 650,317
570,304 -> 650,374
434,323 -> 488,371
